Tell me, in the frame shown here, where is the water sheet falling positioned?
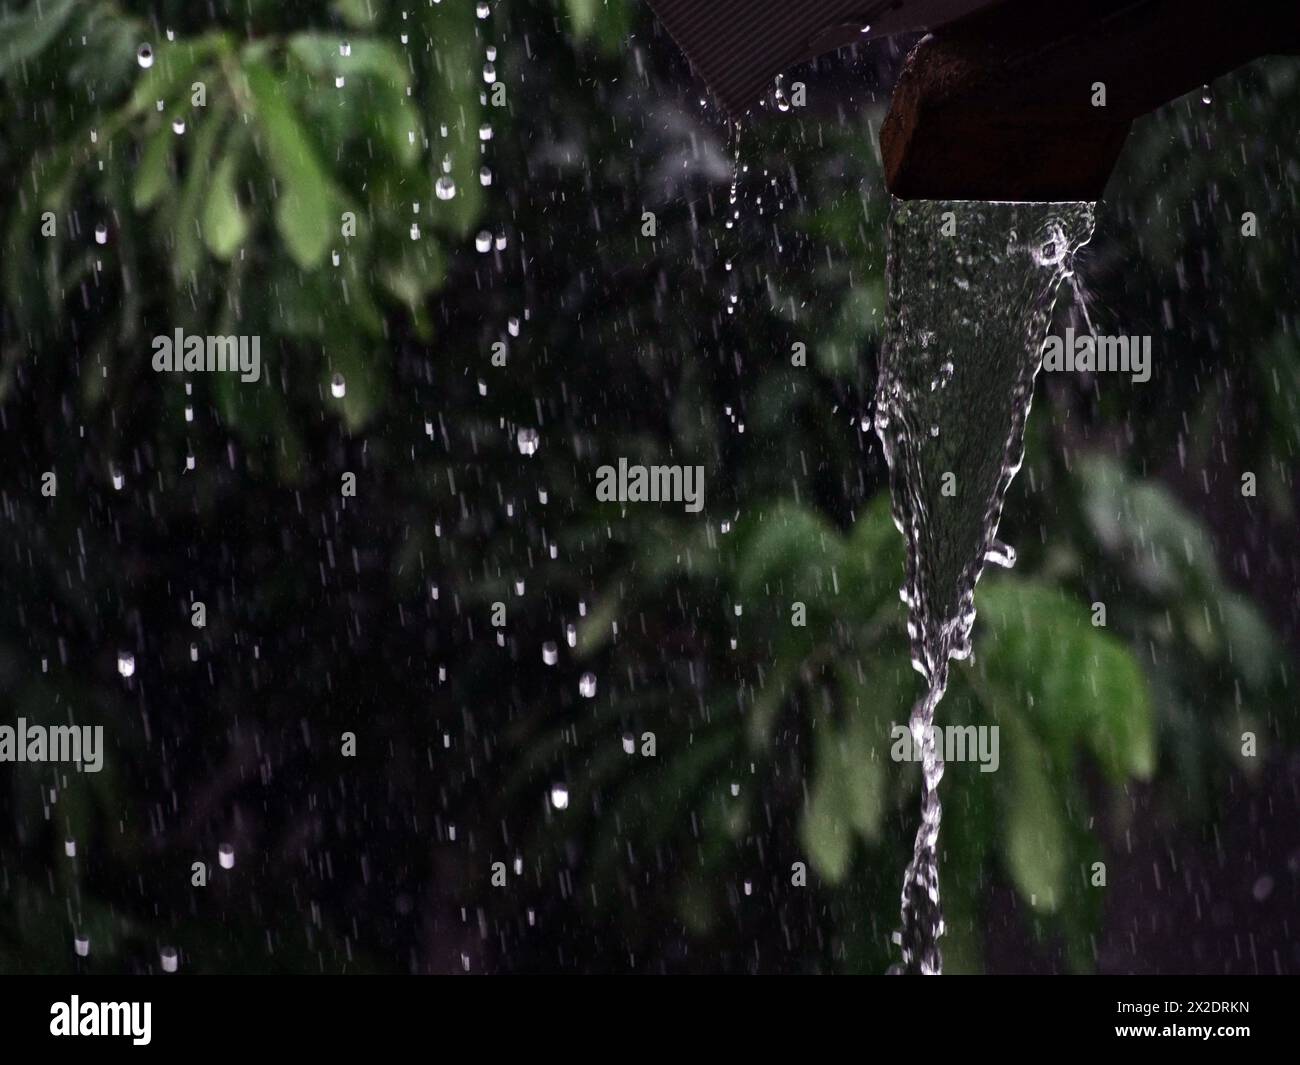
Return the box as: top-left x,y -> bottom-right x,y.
875,199 -> 1095,974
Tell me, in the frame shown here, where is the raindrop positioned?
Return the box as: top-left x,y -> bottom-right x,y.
478,123 -> 493,141
744,880 -> 753,896
400,33 -> 409,45
579,672 -> 597,698
339,40 -> 352,57
410,222 -> 421,240
330,372 -> 346,398
184,404 -> 194,422
1201,83 -> 1212,105
516,427 -> 539,455
479,166 -> 492,187
116,651 -> 136,678
482,62 -> 496,84
507,316 -> 520,336
94,224 -> 108,245
476,2 -> 490,18
185,453 -> 195,471
334,75 -> 345,89
136,43 -> 154,69
74,934 -> 90,957
542,641 -> 558,665
160,946 -> 179,973
189,643 -> 198,662
435,176 -> 456,200
622,733 -> 635,754
549,783 -> 569,810
331,250 -> 340,266
64,839 -> 76,857
171,119 -> 186,135
475,230 -> 492,253
565,623 -> 577,648
217,843 -> 235,869
730,782 -> 740,797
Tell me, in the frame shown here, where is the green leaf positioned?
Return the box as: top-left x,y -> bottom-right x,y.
325,344 -> 386,432
245,61 -> 338,269
802,744 -> 854,884
126,39 -> 219,116
201,129 -> 249,260
132,124 -> 174,211
0,0 -> 79,78
974,578 -> 1155,781
816,283 -> 882,377
1077,455 -> 1220,595
334,0 -> 378,28
378,242 -> 447,311
172,106 -> 229,278
1217,592 -> 1278,691
735,503 -> 844,601
842,491 -> 907,610
563,0 -> 599,37
801,667 -> 893,883
1001,716 -> 1068,912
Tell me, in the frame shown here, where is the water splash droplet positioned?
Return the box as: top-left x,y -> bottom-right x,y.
516,427 -> 539,455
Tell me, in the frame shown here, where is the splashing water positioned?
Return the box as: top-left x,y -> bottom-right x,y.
875,199 -> 1095,974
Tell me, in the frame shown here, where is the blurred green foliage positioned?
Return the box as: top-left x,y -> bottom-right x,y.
0,0 -> 1294,973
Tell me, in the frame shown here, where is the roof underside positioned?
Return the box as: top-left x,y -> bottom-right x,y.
643,0 -> 997,115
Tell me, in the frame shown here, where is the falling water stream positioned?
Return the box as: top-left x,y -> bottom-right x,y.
875,199 -> 1096,974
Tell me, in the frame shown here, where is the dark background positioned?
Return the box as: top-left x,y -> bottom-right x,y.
0,0 -> 1297,973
